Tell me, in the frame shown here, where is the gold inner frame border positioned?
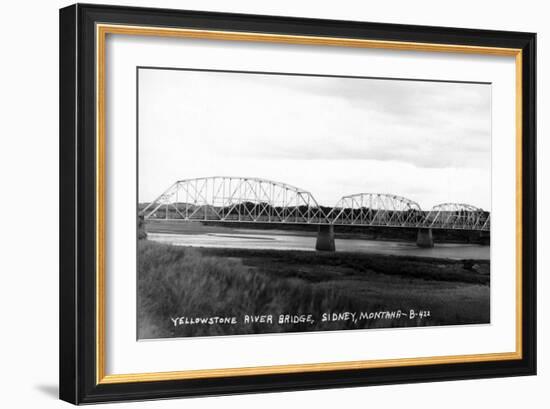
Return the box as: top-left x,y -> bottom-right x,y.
95,23 -> 523,385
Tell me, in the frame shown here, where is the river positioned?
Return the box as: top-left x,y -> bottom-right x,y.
147,228 -> 489,260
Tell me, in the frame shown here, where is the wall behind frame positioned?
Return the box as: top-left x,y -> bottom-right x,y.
0,0 -> 545,408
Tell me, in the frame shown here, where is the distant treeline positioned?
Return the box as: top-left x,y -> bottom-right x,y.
139,201 -> 489,218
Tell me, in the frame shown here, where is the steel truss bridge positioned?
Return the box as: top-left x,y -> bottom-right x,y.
142,176 -> 490,232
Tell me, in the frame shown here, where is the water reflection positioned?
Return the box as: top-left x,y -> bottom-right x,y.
148,229 -> 489,260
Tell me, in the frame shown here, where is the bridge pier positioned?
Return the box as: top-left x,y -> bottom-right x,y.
416,228 -> 434,248
316,225 -> 335,252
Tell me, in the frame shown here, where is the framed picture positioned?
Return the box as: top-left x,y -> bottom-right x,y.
59,3 -> 536,404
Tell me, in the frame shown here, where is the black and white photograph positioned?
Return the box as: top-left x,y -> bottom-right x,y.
50,2 -> 539,405
137,67 -> 491,339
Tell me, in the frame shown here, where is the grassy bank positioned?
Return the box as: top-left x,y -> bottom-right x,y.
138,241 -> 490,339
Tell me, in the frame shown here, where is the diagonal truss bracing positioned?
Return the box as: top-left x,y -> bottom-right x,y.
141,176 -> 329,225
141,177 -> 490,231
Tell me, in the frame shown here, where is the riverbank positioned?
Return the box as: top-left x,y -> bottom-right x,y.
144,218 -> 490,244
145,220 -> 490,260
138,241 -> 490,339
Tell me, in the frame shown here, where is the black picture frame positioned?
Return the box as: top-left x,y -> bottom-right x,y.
60,3 -> 536,404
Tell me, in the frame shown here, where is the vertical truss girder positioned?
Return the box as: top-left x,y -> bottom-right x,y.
141,179 -> 490,231
328,193 -> 423,228
421,203 -> 490,231
142,176 -> 329,224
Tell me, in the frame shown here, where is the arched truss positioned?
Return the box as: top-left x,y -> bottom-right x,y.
141,176 -> 327,224
422,203 -> 490,231
432,203 -> 483,212
328,193 -> 424,227
142,178 -> 490,231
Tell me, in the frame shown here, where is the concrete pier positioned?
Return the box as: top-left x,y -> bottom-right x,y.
315,225 -> 335,252
416,228 -> 434,248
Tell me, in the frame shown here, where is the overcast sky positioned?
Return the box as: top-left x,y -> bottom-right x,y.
138,68 -> 491,210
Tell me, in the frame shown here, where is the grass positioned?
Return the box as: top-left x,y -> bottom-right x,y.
137,241 -> 490,339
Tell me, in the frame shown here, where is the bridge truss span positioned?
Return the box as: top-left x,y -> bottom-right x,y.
141,177 -> 490,232
142,176 -> 328,224
422,203 -> 490,231
328,193 -> 423,227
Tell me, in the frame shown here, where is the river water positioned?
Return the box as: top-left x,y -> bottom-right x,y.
147,229 -> 489,260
